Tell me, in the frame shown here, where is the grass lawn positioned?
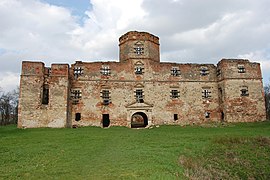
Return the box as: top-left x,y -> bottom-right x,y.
1,122 -> 270,179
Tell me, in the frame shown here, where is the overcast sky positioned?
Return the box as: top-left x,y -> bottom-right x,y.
0,0 -> 270,92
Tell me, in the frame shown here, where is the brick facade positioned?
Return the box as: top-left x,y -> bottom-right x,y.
18,31 -> 266,128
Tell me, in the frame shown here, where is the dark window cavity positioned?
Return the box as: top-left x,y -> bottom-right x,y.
135,66 -> 144,74
75,113 -> 81,121
240,86 -> 249,96
74,66 -> 83,79
238,65 -> 245,73
135,89 -> 144,103
202,89 -> 211,99
217,69 -> 221,76
42,85 -> 49,105
102,114 -> 110,127
100,66 -> 111,76
174,114 -> 178,121
171,90 -> 180,98
205,112 -> 210,118
171,67 -> 180,76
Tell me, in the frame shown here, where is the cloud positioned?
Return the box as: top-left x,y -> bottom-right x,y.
0,0 -> 270,91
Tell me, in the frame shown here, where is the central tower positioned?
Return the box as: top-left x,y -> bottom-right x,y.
119,31 -> 160,63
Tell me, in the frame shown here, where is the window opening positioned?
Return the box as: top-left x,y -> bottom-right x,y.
174,114 -> 178,121
240,86 -> 249,96
42,85 -> 49,105
202,89 -> 211,99
101,90 -> 110,105
238,65 -> 245,73
100,66 -> 111,76
75,113 -> 81,121
102,114 -> 110,128
171,67 -> 180,76
171,90 -> 180,98
200,67 -> 209,76
135,89 -> 144,103
71,89 -> 82,105
134,47 -> 144,55
74,66 -> 83,79
217,69 -> 221,76
135,66 -> 144,74
205,112 -> 210,118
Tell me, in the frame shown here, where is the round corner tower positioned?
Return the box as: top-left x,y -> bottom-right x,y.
119,31 -> 160,63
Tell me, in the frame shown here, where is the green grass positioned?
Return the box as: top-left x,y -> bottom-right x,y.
1,122 -> 270,179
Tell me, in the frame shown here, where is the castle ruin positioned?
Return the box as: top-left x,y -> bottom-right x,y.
18,31 -> 266,128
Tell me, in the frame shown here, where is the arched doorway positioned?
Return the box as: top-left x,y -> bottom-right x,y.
131,112 -> 148,128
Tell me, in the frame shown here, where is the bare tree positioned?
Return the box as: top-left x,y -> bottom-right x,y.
0,87 -> 19,125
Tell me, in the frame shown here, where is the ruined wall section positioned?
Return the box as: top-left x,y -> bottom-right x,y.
18,62 -> 70,128
217,59 -> 266,122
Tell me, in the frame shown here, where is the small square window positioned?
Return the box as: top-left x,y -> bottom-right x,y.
171,67 -> 180,76
135,66 -> 144,74
200,67 -> 209,76
171,90 -> 180,98
100,66 -> 111,76
240,86 -> 249,96
71,89 -> 82,99
205,112 -> 210,118
202,89 -> 211,98
75,113 -> 81,121
238,65 -> 245,73
134,47 -> 144,55
135,89 -> 144,103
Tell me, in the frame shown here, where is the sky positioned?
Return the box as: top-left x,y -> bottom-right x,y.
0,0 -> 270,92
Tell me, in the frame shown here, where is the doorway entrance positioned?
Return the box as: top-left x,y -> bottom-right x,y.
102,114 -> 110,127
131,112 -> 148,128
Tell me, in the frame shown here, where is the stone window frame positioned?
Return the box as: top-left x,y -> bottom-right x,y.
170,89 -> 180,99
238,65 -> 246,73
240,86 -> 249,96
101,89 -> 111,105
134,41 -> 144,55
202,87 -> 211,99
171,67 -> 181,76
100,65 -> 111,76
71,89 -> 82,105
135,66 -> 144,75
74,66 -> 83,79
135,89 -> 144,103
200,66 -> 209,76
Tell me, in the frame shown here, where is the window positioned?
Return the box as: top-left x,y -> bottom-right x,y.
74,66 -> 83,79
171,67 -> 180,76
174,114 -> 178,121
217,69 -> 221,76
202,89 -> 211,98
101,90 -> 110,105
100,66 -> 111,76
135,66 -> 144,74
135,89 -> 144,103
71,90 -> 82,99
238,65 -> 245,73
134,47 -> 144,55
42,85 -> 49,105
200,67 -> 209,76
218,87 -> 223,103
71,89 -> 81,105
240,86 -> 249,96
171,90 -> 180,98
205,112 -> 210,118
75,113 -> 81,121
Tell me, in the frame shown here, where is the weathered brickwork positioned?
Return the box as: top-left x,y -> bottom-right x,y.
18,31 -> 266,128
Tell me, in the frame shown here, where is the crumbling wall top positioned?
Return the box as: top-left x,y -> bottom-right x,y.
119,31 -> 159,45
